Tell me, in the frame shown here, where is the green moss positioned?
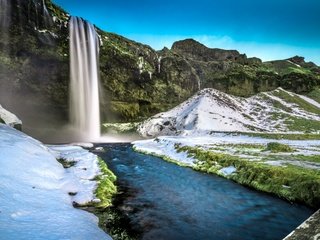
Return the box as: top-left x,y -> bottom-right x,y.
47,1 -> 69,21
263,60 -> 311,76
102,122 -> 140,134
264,142 -> 295,153
94,157 -> 117,209
288,67 -> 312,75
178,146 -> 320,208
95,207 -> 138,240
110,101 -> 140,121
307,88 -> 320,104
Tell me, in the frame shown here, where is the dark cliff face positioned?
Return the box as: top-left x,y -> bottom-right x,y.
168,39 -> 320,96
98,32 -> 200,122
0,0 -> 319,137
0,0 -> 69,137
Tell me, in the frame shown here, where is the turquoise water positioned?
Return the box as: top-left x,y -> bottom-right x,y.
97,143 -> 313,240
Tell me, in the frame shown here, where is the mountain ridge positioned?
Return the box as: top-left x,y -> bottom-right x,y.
0,0 -> 319,140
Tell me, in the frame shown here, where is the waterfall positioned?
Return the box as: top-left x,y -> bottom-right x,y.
41,0 -> 53,28
69,17 -> 101,141
0,0 -> 11,52
0,0 -> 10,29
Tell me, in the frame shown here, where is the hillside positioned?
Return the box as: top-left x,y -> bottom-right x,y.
138,88 -> 320,137
0,106 -> 112,239
0,0 -> 319,139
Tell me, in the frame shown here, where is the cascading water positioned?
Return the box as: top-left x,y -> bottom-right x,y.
69,16 -> 101,141
0,0 -> 11,52
0,0 -> 10,28
41,0 -> 53,28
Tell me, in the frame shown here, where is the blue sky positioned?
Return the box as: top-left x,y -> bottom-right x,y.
53,0 -> 320,64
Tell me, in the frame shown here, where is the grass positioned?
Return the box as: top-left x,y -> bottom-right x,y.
264,142 -> 295,153
217,143 -> 265,149
94,157 -> 117,209
288,67 -> 312,75
307,88 -> 320,104
273,89 -> 320,115
176,146 -> 320,208
284,117 -> 320,133
295,155 -> 320,164
244,132 -> 320,140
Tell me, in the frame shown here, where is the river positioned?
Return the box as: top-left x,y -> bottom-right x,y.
96,143 -> 313,240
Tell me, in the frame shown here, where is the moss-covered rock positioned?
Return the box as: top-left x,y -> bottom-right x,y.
1,0 -> 319,129
94,157 -> 117,209
264,142 -> 295,153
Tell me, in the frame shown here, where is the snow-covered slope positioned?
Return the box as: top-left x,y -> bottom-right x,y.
138,88 -> 320,137
0,104 -> 22,129
0,124 -> 111,240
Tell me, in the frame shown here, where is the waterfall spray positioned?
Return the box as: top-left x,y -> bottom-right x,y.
69,17 -> 101,141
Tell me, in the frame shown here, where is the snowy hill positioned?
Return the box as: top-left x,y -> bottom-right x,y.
138,88 -> 320,137
0,124 -> 111,240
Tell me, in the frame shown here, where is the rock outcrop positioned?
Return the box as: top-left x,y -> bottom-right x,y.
0,104 -> 22,130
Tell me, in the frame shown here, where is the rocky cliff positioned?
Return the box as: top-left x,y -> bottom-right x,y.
0,0 -> 319,139
0,0 -> 69,137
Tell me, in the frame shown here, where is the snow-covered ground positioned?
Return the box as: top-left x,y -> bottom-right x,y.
0,124 -> 111,240
138,88 -> 320,137
0,104 -> 22,129
133,134 -> 320,169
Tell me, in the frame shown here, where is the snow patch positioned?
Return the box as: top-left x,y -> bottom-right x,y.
218,166 -> 237,176
134,138 -> 195,166
138,88 -> 320,137
133,134 -> 320,170
0,124 -> 111,239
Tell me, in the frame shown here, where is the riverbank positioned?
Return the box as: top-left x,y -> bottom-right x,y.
0,124 -> 113,239
48,145 -> 121,238
133,135 -> 320,208
284,209 -> 320,239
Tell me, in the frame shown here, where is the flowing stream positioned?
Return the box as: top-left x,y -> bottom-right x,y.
97,144 -> 314,240
69,17 -> 101,141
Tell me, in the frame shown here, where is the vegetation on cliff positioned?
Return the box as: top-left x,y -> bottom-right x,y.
1,0 -> 319,128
